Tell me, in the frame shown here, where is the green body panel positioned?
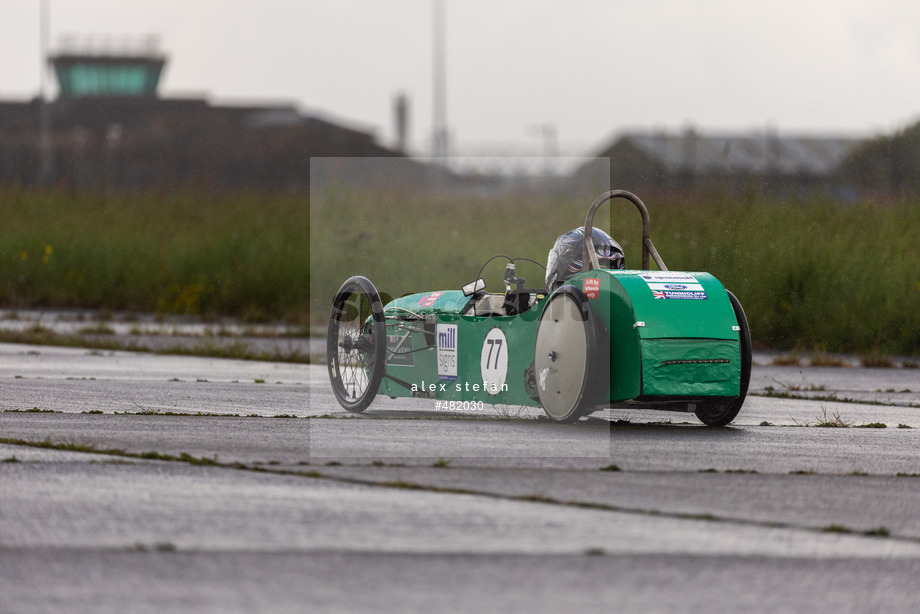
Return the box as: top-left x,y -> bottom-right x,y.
565,270 -> 742,401
376,269 -> 741,406
378,291 -> 544,407
384,290 -> 472,317
607,271 -> 738,341
573,271 -> 642,401
640,338 -> 740,396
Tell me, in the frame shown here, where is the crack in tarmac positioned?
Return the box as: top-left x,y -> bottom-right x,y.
3,435 -> 915,548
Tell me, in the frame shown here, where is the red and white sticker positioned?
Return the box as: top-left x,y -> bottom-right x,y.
583,278 -> 600,299
418,291 -> 443,307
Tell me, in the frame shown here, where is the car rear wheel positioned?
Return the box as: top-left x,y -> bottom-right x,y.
327,276 -> 386,413
695,291 -> 751,426
534,286 -> 602,423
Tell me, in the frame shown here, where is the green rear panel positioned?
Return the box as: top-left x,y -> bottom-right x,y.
639,338 -> 740,396
568,270 -> 741,401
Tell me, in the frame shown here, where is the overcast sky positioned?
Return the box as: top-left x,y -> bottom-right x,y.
2,0 -> 919,156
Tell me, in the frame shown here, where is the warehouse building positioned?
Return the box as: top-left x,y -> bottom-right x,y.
578,129 -> 862,199
0,43 -> 406,192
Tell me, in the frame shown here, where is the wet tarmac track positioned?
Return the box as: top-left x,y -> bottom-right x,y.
1,342 -> 919,612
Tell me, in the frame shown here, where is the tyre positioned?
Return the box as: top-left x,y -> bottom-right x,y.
327,276 -> 386,412
534,286 -> 603,423
695,291 -> 752,426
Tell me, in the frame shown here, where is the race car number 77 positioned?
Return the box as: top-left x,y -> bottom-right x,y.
480,328 -> 509,395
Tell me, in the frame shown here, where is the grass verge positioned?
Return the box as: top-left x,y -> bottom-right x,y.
2,187 -> 919,356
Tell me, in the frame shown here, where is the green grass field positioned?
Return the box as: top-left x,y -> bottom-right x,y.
1,188 -> 309,323
311,188 -> 920,357
2,186 -> 918,356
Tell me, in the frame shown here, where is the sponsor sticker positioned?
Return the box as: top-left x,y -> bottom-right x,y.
386,335 -> 414,366
653,290 -> 708,300
647,282 -> 705,292
437,324 -> 457,380
583,277 -> 600,299
638,272 -> 699,284
642,273 -> 707,299
419,291 -> 443,307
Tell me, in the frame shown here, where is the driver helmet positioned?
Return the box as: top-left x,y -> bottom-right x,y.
545,227 -> 625,290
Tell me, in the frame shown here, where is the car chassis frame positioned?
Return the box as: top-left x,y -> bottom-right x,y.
327,190 -> 751,425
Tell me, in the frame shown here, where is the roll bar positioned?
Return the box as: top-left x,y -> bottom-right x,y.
582,190 -> 668,272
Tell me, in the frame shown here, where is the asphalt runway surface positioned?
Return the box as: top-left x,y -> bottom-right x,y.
2,342 -> 920,613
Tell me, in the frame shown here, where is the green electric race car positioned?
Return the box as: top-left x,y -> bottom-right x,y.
326,190 -> 751,425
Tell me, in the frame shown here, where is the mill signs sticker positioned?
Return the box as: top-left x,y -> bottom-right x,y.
437,324 -> 457,380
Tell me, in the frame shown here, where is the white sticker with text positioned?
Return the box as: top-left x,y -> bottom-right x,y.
437,324 -> 457,380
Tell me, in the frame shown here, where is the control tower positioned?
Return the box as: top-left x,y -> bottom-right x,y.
50,36 -> 166,98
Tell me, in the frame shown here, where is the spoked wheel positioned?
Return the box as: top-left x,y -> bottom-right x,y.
327,276 -> 386,412
695,291 -> 752,426
534,286 -> 603,423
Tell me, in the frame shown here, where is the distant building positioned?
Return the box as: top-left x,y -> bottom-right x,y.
578,129 -> 863,199
0,42 -> 409,192
52,47 -> 166,98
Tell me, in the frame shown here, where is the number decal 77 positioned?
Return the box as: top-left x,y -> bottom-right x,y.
486,338 -> 503,370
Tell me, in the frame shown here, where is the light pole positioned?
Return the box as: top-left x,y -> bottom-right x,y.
432,0 -> 448,160
39,0 -> 53,186
530,122 -> 558,181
